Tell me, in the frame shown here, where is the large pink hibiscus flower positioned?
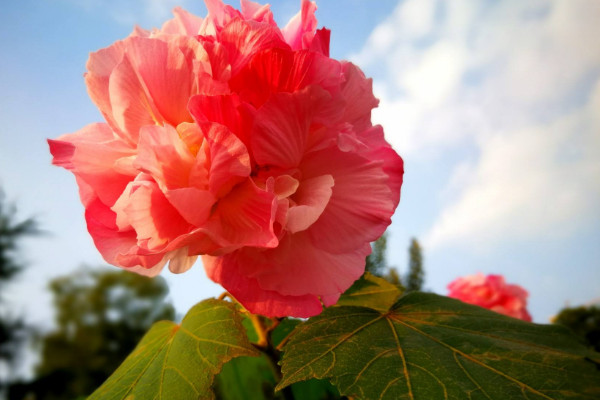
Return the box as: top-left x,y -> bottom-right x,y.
48,0 -> 404,317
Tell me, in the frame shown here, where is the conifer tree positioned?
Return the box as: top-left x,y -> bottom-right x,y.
0,192 -> 37,392
405,238 -> 424,292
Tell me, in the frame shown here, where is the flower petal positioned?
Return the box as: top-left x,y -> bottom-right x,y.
203,254 -> 323,318
124,36 -> 199,126
248,232 -> 370,298
160,7 -> 203,36
251,90 -> 311,169
203,179 -> 278,249
282,0 -> 317,50
48,123 -> 136,207
301,147 -> 395,253
286,174 -> 333,233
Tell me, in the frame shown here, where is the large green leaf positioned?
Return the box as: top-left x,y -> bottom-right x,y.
89,299 -> 258,400
335,272 -> 402,311
278,292 -> 600,399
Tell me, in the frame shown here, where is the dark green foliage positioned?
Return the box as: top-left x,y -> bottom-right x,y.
554,304 -> 600,352
405,238 -> 424,292
0,193 -> 37,285
12,268 -> 175,400
278,293 -> 600,399
0,192 -> 37,390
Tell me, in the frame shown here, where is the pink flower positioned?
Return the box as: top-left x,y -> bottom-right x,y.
447,273 -> 532,321
48,0 -> 403,317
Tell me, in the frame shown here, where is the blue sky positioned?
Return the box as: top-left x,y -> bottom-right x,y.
1,0 -> 599,366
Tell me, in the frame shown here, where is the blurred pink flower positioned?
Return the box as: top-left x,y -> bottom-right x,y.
48,0 -> 403,317
447,273 -> 532,321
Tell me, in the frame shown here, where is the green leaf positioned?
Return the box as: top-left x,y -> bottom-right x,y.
89,298 -> 259,400
213,355 -> 281,400
278,292 -> 600,400
213,318 -> 342,400
336,272 -> 402,311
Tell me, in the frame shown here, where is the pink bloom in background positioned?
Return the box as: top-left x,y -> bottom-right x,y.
48,0 -> 403,317
447,273 -> 532,321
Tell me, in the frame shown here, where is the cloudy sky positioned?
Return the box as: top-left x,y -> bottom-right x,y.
1,0 -> 598,363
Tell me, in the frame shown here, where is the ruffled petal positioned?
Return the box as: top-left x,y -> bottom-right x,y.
240,0 -> 275,25
109,53 -> 163,143
340,62 -> 379,132
203,254 -> 323,318
160,7 -> 203,36
85,196 -> 167,270
202,122 -> 252,197
135,124 -> 197,190
251,90 -> 312,169
115,178 -> 193,250
248,232 -> 369,298
48,123 -> 136,207
203,179 -> 277,249
124,36 -> 199,126
188,93 -> 254,149
301,147 -> 395,253
286,174 -> 334,233
217,18 -> 288,75
85,41 -> 127,134
230,48 -> 342,107
282,0 -> 317,50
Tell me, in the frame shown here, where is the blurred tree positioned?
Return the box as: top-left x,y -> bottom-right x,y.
365,233 -> 388,277
365,233 -> 405,290
554,304 -> 600,352
9,269 -> 175,400
0,192 -> 37,393
405,238 -> 424,292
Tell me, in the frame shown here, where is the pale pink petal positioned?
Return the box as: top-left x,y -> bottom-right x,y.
202,122 -> 252,197
120,180 -> 193,249
273,175 -> 299,199
282,0 -> 317,50
167,247 -> 198,273
301,148 -> 395,253
160,7 -> 203,36
240,0 -> 275,25
165,188 -> 215,227
286,174 -> 333,234
135,124 -> 196,190
203,254 -> 323,318
200,0 -> 242,36
48,123 -> 136,208
124,37 -> 198,126
109,54 -> 163,143
85,41 -> 127,134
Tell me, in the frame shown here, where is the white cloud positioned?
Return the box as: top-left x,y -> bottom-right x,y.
425,82 -> 600,249
401,41 -> 467,107
358,0 -> 600,250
